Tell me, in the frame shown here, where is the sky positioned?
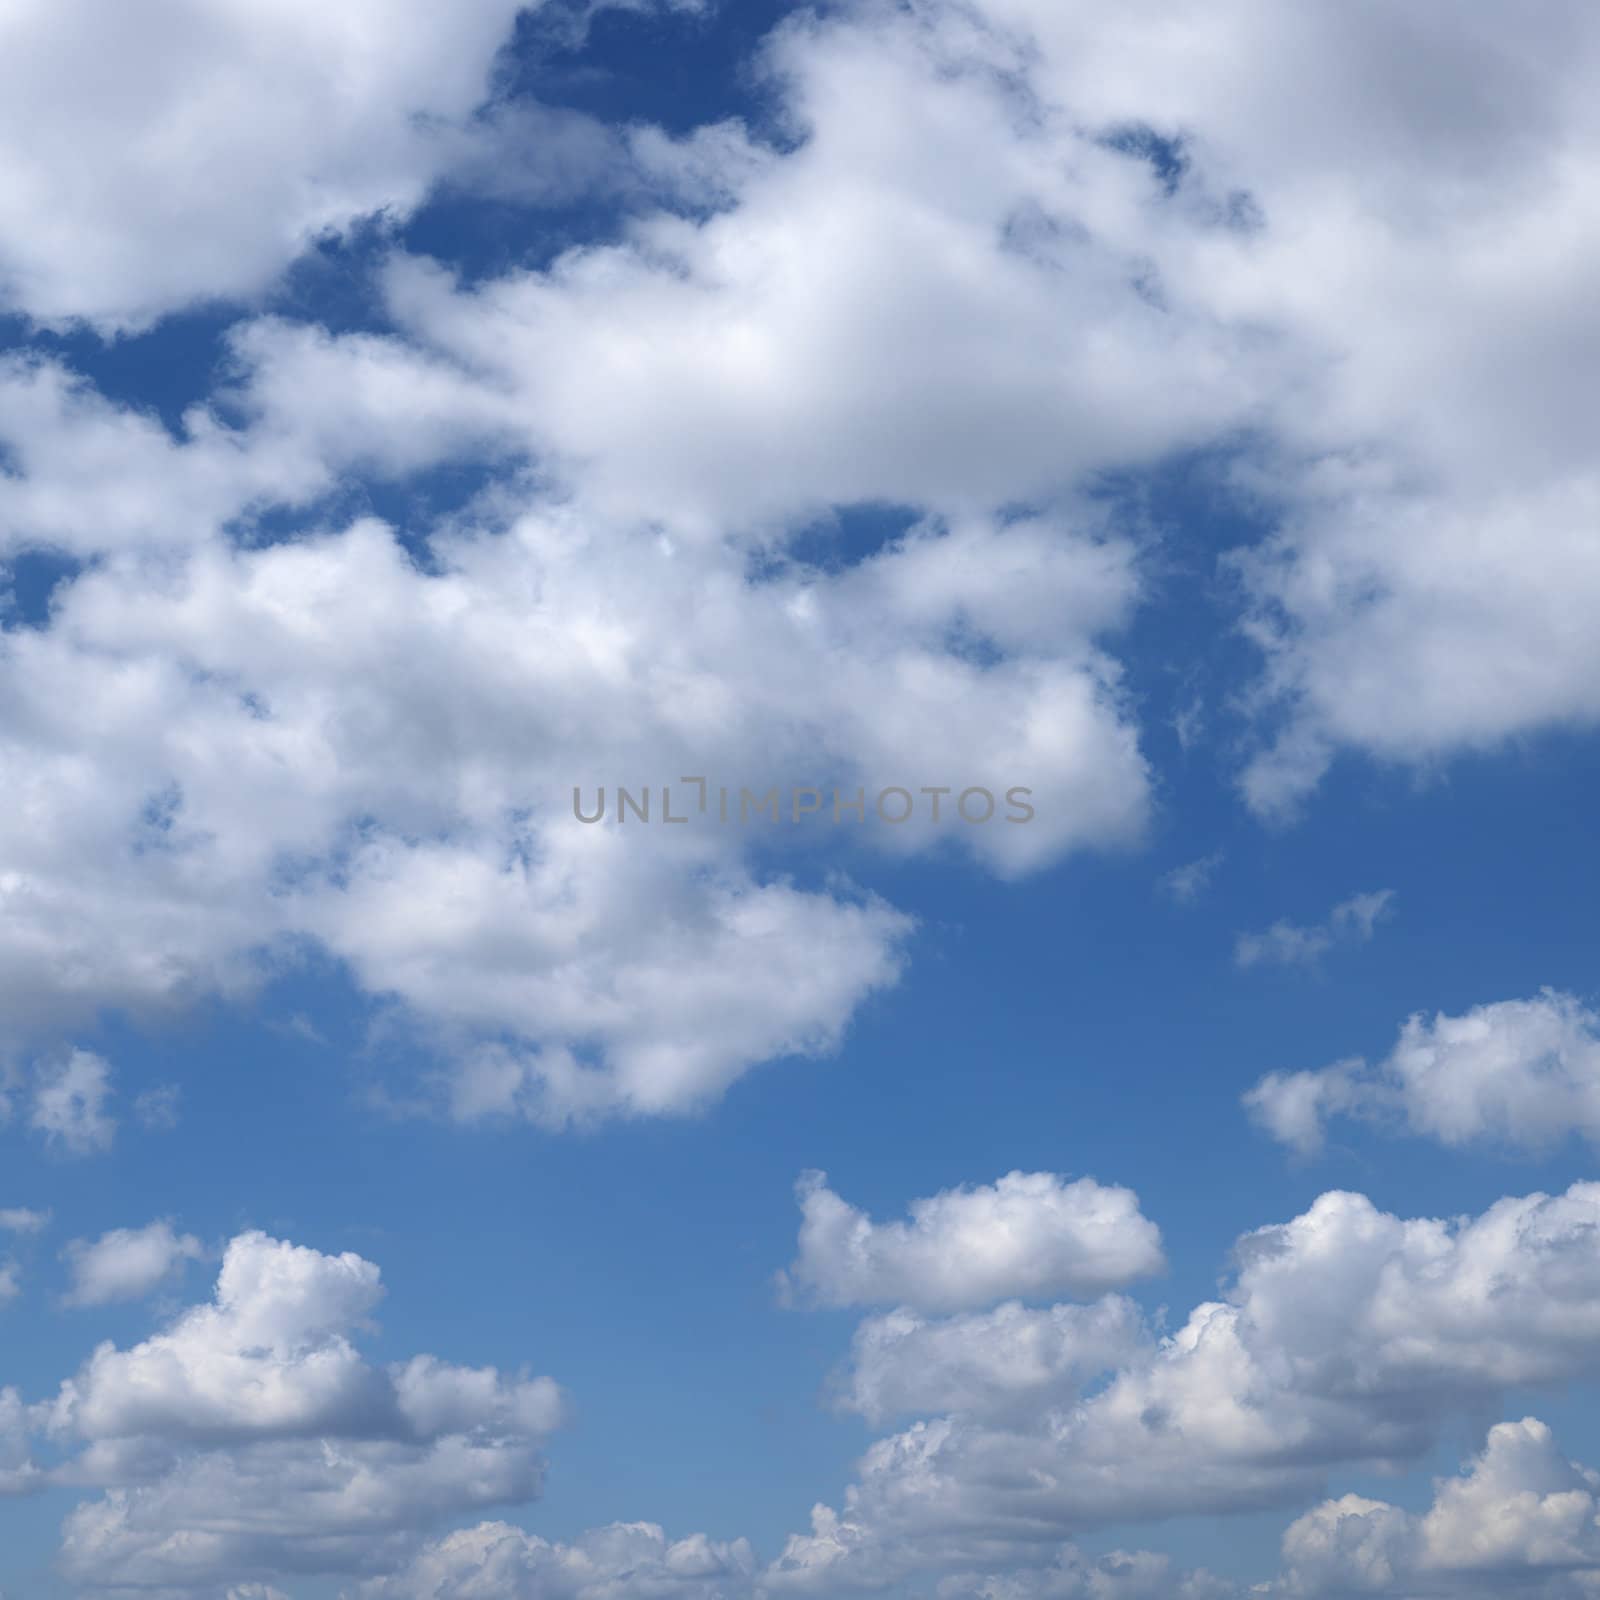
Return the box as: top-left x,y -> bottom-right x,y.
2,1 -> 1600,1596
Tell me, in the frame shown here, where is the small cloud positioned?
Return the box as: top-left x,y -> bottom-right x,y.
134,1084 -> 182,1132
0,1207 -> 49,1310
1243,1061 -> 1365,1156
1246,989 -> 1600,1157
282,1013 -> 327,1046
62,1220 -> 205,1308
1161,851 -> 1223,905
1236,889 -> 1396,970
1329,889 -> 1396,942
1170,696 -> 1206,752
30,1050 -> 116,1156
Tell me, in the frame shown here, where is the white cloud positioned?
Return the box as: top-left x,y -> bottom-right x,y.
0,1387 -> 39,1496
768,1181 -> 1600,1592
7,1231 -> 565,1590
62,1221 -> 206,1309
837,1297 -> 1146,1427
1234,890 -> 1394,970
1277,1417 -> 1600,1597
0,0 -> 535,330
377,17 -> 1270,541
0,333 -> 1152,1119
14,1184 -> 1600,1596
0,1210 -> 46,1312
1242,1062 -> 1365,1159
376,0 -> 1600,810
1246,990 -> 1600,1155
940,1549 -> 1239,1600
133,1084 -> 182,1133
869,0 -> 1600,809
24,0 -> 1581,1115
28,1050 -> 116,1156
0,0 -> 1594,1116
0,0 -> 1591,1595
779,1170 -> 1165,1313
368,1523 -> 1241,1600
358,1520 -> 757,1600
1161,853 -> 1222,906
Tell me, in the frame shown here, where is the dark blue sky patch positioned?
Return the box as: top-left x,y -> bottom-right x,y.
401,187 -> 633,288
1,548 -> 88,630
497,0 -> 807,143
1100,123 -> 1189,196
262,218 -> 409,341
744,500 -> 924,582
0,307 -> 235,439
225,457 -> 516,574
1085,445 -> 1281,774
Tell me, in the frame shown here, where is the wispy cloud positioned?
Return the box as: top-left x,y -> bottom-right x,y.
1235,890 -> 1395,970
1161,851 -> 1223,905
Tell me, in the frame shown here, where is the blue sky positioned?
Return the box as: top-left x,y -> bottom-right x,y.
3,3 -> 1600,1597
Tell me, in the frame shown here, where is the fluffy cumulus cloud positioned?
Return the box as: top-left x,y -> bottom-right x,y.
0,0 -> 1594,1117
836,1297 -> 1147,1428
15,1184 -> 1600,1595
892,0 -> 1600,812
359,1520 -> 758,1600
1246,991 -> 1600,1155
62,1221 -> 206,1308
0,1231 -> 564,1590
2,1 -> 1600,1592
1277,1417 -> 1600,1598
374,0 -> 1600,807
779,1171 -> 1164,1312
0,329 -> 1146,1119
767,1181 -> 1600,1593
372,16 -> 1272,540
0,0 -> 536,330
369,1523 -> 1243,1600
5,0 -> 1593,1111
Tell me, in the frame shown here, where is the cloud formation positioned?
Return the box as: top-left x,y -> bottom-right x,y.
1246,991 -> 1600,1155
2,0 -> 1594,1114
1234,890 -> 1394,970
769,1180 -> 1600,1592
359,1521 -> 758,1600
779,1170 -> 1165,1313
2,0 -> 1600,1591
1278,1417 -> 1600,1598
0,0 -> 531,330
62,1221 -> 206,1309
28,1051 -> 117,1156
1,1231 -> 563,1591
